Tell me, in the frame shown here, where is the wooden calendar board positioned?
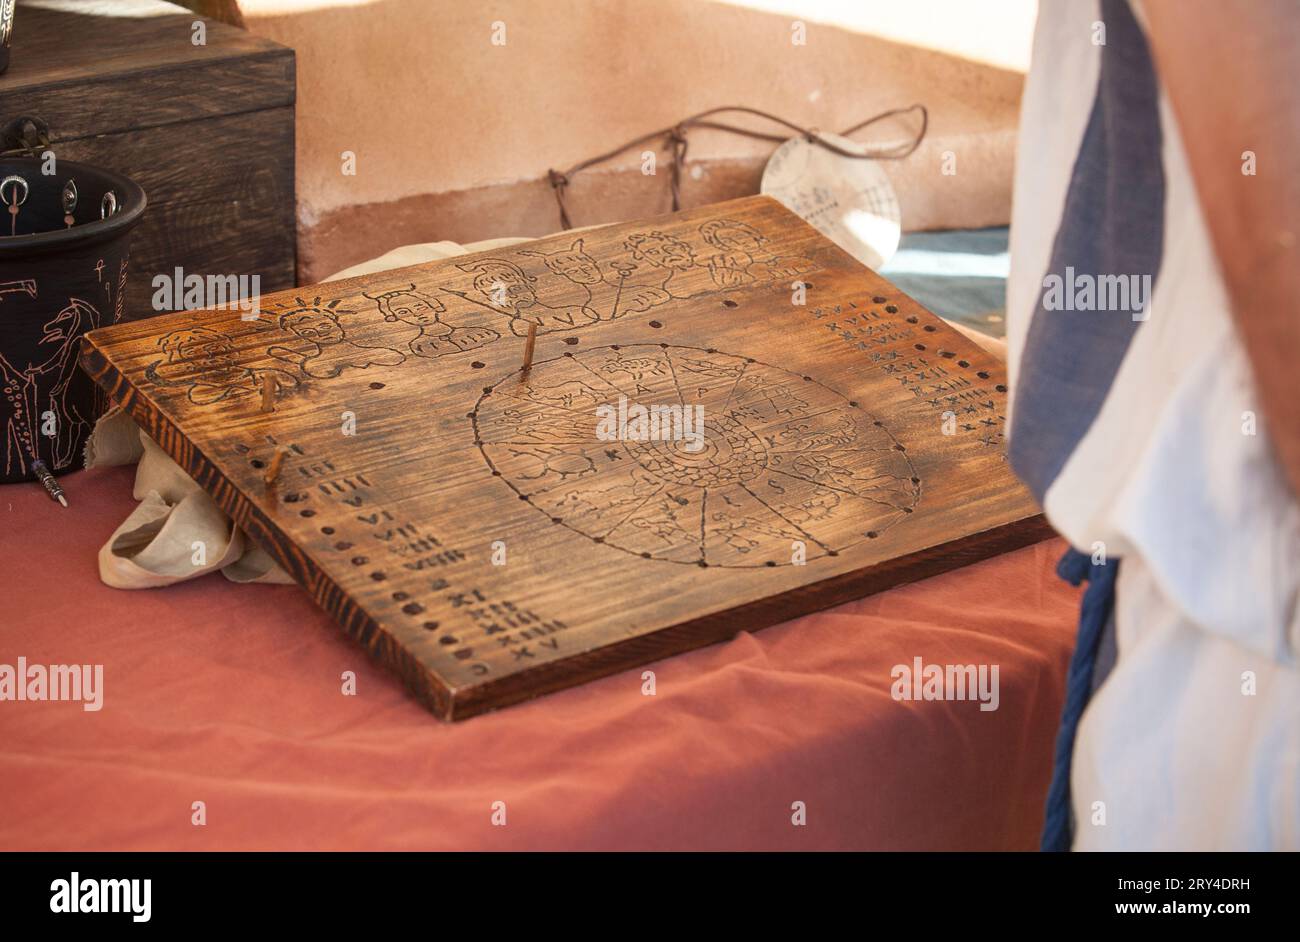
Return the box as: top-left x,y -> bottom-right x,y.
80,196 -> 1048,720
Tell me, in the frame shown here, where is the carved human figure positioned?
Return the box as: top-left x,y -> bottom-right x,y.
456,258 -> 598,335
364,284 -> 497,358
267,298 -> 405,378
698,218 -> 816,286
519,237 -> 669,319
145,326 -> 299,405
622,231 -> 714,299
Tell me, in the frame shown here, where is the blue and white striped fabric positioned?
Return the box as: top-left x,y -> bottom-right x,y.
1007,0 -> 1300,850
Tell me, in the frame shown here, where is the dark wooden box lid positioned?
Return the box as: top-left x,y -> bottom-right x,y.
1,0 -> 294,142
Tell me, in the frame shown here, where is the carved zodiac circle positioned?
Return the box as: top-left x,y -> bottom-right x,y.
473,344 -> 921,568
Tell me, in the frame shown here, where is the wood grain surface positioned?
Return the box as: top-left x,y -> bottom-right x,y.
81,195 -> 1048,720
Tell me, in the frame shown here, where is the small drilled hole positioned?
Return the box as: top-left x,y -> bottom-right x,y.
471,361 -> 485,369
563,337 -> 579,345
722,299 -> 738,308
649,320 -> 663,329
995,384 -> 1007,392
250,459 -> 265,469
369,382 -> 385,390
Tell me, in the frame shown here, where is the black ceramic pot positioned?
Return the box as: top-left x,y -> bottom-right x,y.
0,157 -> 146,483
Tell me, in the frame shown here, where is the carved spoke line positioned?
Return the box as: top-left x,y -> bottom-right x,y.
739,481 -> 832,554
661,347 -> 689,411
438,286 -> 514,320
686,488 -> 706,562
717,360 -> 752,416
597,482 -> 669,539
607,271 -> 626,320
698,488 -> 709,564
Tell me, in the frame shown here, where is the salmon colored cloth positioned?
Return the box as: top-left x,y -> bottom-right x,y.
0,467 -> 1078,850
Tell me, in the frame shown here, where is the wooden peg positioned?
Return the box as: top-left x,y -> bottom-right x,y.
261,373 -> 276,413
521,321 -> 538,378
263,446 -> 289,487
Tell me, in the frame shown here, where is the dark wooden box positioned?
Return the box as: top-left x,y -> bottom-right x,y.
0,0 -> 295,320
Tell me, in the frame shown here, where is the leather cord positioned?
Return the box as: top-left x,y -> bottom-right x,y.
547,103 -> 928,230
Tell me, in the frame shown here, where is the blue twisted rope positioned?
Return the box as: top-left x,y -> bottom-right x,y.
1041,547 -> 1120,851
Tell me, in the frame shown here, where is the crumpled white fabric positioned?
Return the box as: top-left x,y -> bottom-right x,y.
89,406 -> 294,588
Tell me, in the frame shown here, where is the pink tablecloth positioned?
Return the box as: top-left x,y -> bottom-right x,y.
0,467 -> 1078,850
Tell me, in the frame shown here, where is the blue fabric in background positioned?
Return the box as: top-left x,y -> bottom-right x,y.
1006,0 -> 1164,506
